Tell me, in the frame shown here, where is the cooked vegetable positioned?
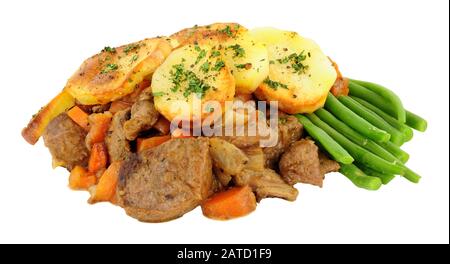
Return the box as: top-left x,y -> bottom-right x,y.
351,96 -> 413,142
250,27 -> 337,114
151,44 -> 235,121
22,91 -> 75,145
350,79 -> 406,123
325,93 -> 391,143
339,163 -> 382,190
69,166 -> 97,190
89,161 -> 122,204
209,138 -> 249,175
295,114 -> 353,164
306,113 -> 404,175
201,185 -> 256,220
65,38 -> 172,105
242,147 -> 265,172
337,96 -> 404,145
88,142 -> 108,173
221,32 -> 269,94
67,106 -> 90,131
137,135 -> 171,152
85,112 -> 112,148
315,109 -> 401,162
378,140 -> 410,163
357,163 -> 396,185
348,81 -> 427,132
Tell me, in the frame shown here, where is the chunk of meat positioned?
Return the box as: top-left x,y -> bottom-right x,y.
263,114 -> 303,168
117,138 -> 213,222
279,139 -> 323,187
234,168 -> 298,201
43,113 -> 90,170
319,152 -> 340,175
123,88 -> 159,140
329,58 -> 349,97
105,110 -> 131,162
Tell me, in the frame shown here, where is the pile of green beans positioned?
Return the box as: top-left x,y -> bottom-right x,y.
295,79 -> 427,190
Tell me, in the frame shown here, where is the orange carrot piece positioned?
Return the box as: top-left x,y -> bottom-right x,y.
137,135 -> 171,152
67,106 -> 90,131
201,186 -> 257,220
153,117 -> 171,135
89,161 -> 122,203
88,142 -> 108,173
87,112 -> 112,145
69,166 -> 97,190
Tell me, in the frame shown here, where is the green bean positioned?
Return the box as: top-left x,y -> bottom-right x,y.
315,109 -> 402,164
295,114 -> 354,164
348,81 -> 428,132
351,96 -> 413,142
324,93 -> 391,143
357,163 -> 396,185
338,96 -> 404,145
350,79 -> 406,123
339,163 -> 382,190
306,113 -> 405,175
378,141 -> 410,163
405,110 -> 428,132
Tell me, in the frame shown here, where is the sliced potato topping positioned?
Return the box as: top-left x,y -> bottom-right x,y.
171,23 -> 269,94
250,27 -> 337,114
151,44 -> 235,121
65,38 -> 172,105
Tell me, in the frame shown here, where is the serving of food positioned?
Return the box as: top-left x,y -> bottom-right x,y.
22,23 -> 427,222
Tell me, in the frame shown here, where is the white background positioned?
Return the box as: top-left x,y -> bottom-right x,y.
0,0 -> 448,244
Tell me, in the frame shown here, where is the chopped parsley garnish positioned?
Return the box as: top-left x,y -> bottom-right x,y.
101,63 -> 118,74
269,60 -> 275,64
263,77 -> 288,90
152,92 -> 165,97
102,46 -> 116,53
277,51 -> 309,74
220,25 -> 233,37
228,44 -> 245,58
131,54 -> 139,62
124,43 -> 140,54
183,71 -> 210,98
210,50 -> 221,58
195,47 -> 207,65
200,61 -> 210,73
212,60 -> 225,71
169,63 -> 210,98
235,63 -> 252,70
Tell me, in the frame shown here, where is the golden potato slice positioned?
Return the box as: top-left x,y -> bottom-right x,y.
171,23 -> 269,94
65,38 -> 172,105
151,44 -> 235,121
169,23 -> 247,48
250,27 -> 337,114
22,91 -> 75,145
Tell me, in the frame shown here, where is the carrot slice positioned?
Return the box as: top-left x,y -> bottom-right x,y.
89,161 -> 122,203
88,142 -> 108,173
137,135 -> 171,152
201,186 -> 257,220
67,106 -> 90,131
69,166 -> 96,190
86,112 -> 112,146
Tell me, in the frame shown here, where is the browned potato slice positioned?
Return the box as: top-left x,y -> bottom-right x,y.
65,38 -> 172,105
209,138 -> 249,175
169,23 -> 247,48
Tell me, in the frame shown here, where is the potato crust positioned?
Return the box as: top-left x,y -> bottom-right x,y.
65,38 -> 172,105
